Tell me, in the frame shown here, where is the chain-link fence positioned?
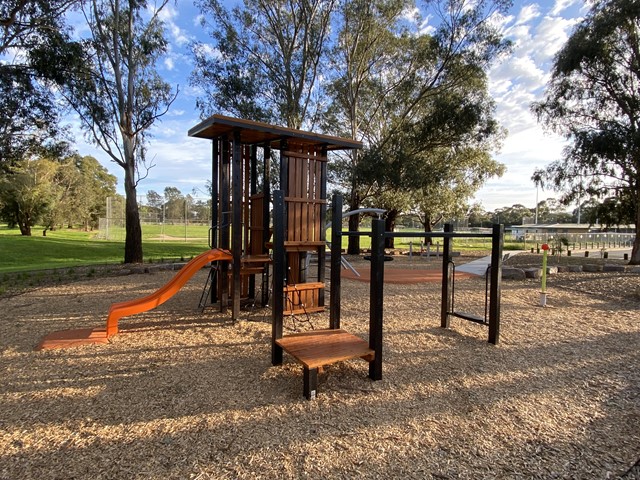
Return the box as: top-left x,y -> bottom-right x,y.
96,195 -> 212,243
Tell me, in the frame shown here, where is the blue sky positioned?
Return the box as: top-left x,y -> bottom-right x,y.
69,0 -> 588,211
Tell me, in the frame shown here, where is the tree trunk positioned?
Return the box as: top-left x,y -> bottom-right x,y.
423,217 -> 432,245
346,191 -> 360,254
123,163 -> 143,264
384,209 -> 398,248
347,212 -> 359,254
630,210 -> 640,265
19,221 -> 31,236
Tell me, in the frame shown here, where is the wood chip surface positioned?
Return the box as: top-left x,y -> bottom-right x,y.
1,254 -> 639,479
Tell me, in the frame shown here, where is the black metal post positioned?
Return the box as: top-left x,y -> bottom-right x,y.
271,190 -> 285,365
220,136 -> 230,313
231,130 -> 242,320
210,138 -> 219,305
440,223 -> 453,328
369,218 -> 384,381
488,224 -> 503,345
303,367 -> 318,400
330,195 -> 342,329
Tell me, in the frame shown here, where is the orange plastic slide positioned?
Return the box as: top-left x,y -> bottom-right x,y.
105,248 -> 232,337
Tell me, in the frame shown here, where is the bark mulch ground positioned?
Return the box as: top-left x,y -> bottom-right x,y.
1,254 -> 639,479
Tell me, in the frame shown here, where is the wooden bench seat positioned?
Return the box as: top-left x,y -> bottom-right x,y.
276,329 -> 374,399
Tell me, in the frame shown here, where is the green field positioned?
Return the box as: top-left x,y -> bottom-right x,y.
0,224 -> 525,274
0,225 -> 209,273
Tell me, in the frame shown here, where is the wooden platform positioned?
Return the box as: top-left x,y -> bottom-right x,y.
276,329 -> 373,369
275,329 -> 374,399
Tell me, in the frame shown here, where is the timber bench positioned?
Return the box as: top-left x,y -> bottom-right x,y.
275,329 -> 375,399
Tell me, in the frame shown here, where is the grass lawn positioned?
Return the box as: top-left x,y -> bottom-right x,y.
0,225 -> 209,274
0,224 -> 526,275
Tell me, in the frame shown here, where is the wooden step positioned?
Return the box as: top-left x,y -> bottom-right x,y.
276,329 -> 374,369
284,306 -> 324,316
241,255 -> 271,264
240,267 -> 265,275
283,282 -> 324,293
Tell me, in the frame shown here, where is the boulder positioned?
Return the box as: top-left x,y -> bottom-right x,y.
546,266 -> 558,275
502,267 -> 526,280
524,268 -> 541,279
583,264 -> 603,272
603,264 -> 626,272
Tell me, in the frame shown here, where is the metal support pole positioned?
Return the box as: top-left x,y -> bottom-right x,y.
369,218 -> 385,381
330,195 -> 342,329
440,223 -> 453,328
271,190 -> 285,365
488,224 -> 503,345
231,130 -> 242,320
219,137 -> 230,313
210,139 -> 219,305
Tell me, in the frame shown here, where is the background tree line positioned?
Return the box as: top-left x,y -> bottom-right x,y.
0,155 -> 116,235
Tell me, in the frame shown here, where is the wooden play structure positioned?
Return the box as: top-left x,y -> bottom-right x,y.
189,115 -> 377,399
188,115 -> 504,399
36,114 -> 504,400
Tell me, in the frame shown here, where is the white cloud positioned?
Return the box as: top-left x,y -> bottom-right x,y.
515,4 -> 541,25
478,0 -> 580,210
550,0 -> 580,16
157,4 -> 191,47
401,6 -> 420,24
531,14 -> 579,63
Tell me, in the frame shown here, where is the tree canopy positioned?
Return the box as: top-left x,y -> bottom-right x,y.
328,0 -> 510,247
0,154 -> 116,235
50,0 -> 178,263
191,0 -> 334,129
532,0 -> 640,264
0,0 -> 77,168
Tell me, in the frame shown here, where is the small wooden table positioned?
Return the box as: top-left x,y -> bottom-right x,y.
276,329 -> 374,399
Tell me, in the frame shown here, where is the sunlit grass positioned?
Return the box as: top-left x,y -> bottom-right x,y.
0,224 -> 524,274
0,225 -> 209,273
